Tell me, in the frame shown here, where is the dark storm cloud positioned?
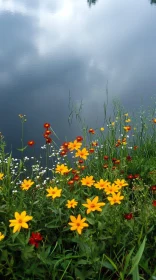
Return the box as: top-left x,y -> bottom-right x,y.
0,0 -> 155,158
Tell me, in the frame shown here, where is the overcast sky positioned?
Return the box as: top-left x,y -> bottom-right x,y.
0,0 -> 156,158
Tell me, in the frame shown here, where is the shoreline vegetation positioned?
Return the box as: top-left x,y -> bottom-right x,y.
0,97 -> 156,279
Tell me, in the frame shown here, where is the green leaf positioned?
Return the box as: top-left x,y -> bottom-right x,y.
103,254 -> 118,271
86,217 -> 95,225
101,260 -> 115,271
129,236 -> 146,275
45,222 -> 59,228
123,247 -> 135,274
132,265 -> 139,280
17,145 -> 28,152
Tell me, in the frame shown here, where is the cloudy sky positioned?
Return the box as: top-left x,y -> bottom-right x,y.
0,0 -> 156,157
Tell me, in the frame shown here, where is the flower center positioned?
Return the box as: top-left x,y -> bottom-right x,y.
90,203 -> 95,208
76,223 -> 80,227
18,219 -> 23,224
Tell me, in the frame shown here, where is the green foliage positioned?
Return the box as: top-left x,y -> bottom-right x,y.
0,98 -> 156,279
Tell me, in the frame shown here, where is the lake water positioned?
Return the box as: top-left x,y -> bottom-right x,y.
0,0 -> 156,159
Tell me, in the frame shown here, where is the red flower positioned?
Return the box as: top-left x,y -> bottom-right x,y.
89,148 -> 94,153
68,180 -> 74,185
44,123 -> 50,129
71,169 -> 78,174
61,142 -> 69,149
133,174 -> 140,179
28,140 -> 35,146
79,165 -> 87,171
126,155 -> 132,161
73,175 -> 80,181
124,213 -> 133,220
133,145 -> 138,150
88,128 -> 95,134
76,136 -> 83,142
103,164 -> 108,169
104,155 -> 109,160
112,158 -> 117,163
151,185 -> 156,192
78,159 -> 84,164
127,174 -> 133,179
45,130 -> 51,135
60,150 -> 68,156
92,141 -> 98,147
46,137 -> 52,144
152,200 -> 156,206
29,232 -> 43,248
115,143 -> 120,147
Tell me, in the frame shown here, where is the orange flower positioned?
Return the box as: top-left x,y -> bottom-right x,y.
92,141 -> 98,147
103,164 -> 108,169
124,126 -> 131,132
44,123 -> 50,129
152,118 -> 156,123
88,128 -> 95,134
133,145 -> 138,150
28,140 -> 35,146
76,136 -> 83,142
89,148 -> 94,153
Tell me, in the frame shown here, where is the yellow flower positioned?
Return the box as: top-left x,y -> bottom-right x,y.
68,140 -> 82,151
46,186 -> 62,199
81,176 -> 95,187
114,179 -> 128,189
9,211 -> 33,233
133,127 -> 137,130
82,196 -> 105,214
0,232 -> 5,241
104,183 -> 119,195
20,179 -> 34,191
0,173 -> 4,180
94,179 -> 111,190
107,192 -> 124,205
125,118 -> 131,123
66,199 -> 78,209
124,113 -> 128,116
100,127 -> 105,131
55,164 -> 72,175
111,122 -> 115,126
68,214 -> 89,234
75,148 -> 89,160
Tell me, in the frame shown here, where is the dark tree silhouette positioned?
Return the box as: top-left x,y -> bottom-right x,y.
87,0 -> 98,7
87,0 -> 156,7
